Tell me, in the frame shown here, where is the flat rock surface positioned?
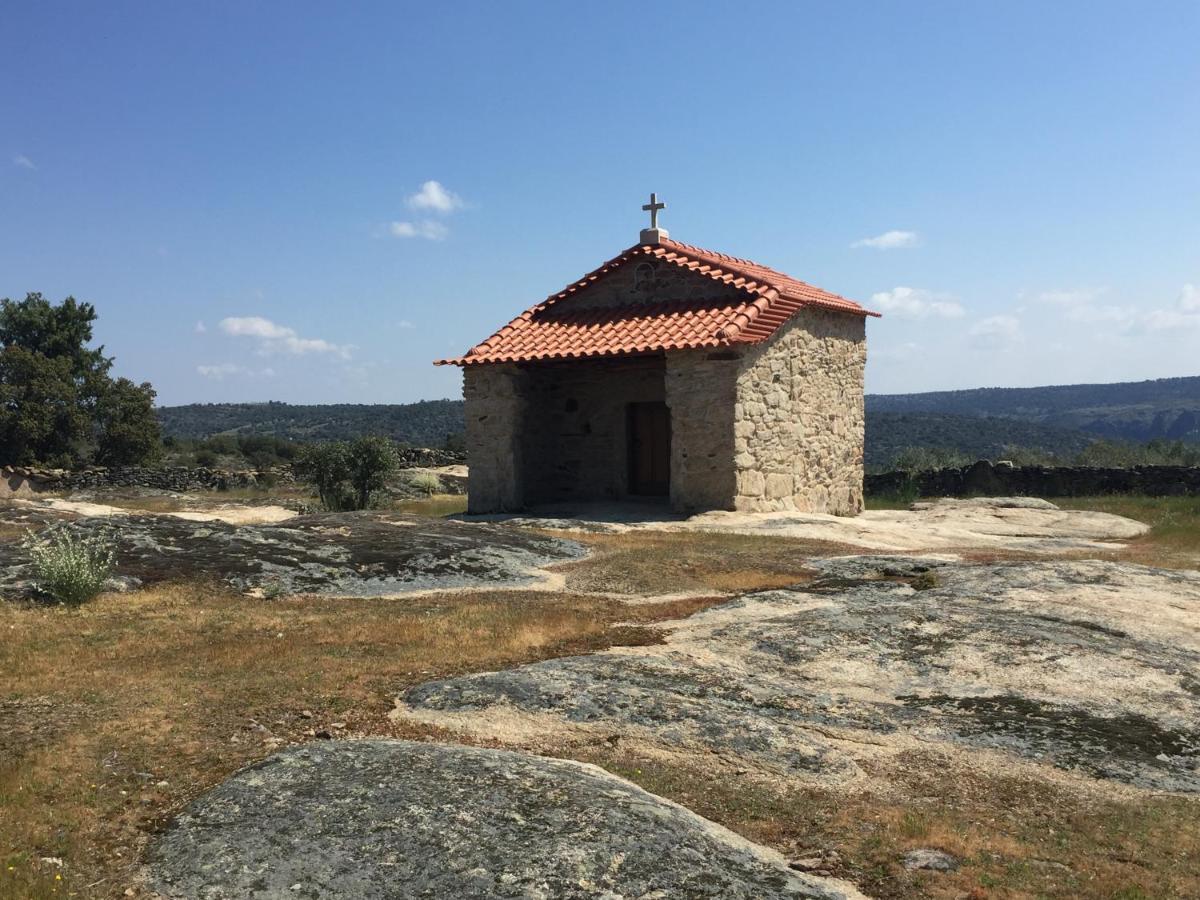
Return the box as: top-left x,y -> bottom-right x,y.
0,510 -> 585,597
147,740 -> 865,900
9,495 -> 298,524
398,557 -> 1200,792
466,497 -> 1148,553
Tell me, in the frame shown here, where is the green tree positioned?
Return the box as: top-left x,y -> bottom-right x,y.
0,293 -> 161,466
0,293 -> 112,379
293,437 -> 398,511
94,377 -> 161,465
293,441 -> 352,511
346,436 -> 397,510
0,347 -> 88,465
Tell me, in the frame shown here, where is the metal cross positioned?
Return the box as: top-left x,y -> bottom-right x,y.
642,193 -> 665,229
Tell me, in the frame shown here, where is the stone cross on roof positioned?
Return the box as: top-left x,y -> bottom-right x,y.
640,193 -> 669,244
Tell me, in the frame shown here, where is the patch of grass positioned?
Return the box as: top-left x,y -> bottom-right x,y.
389,493 -> 468,517
576,748 -> 1200,900
1056,495 -> 1200,569
0,582 -> 713,899
559,530 -> 852,595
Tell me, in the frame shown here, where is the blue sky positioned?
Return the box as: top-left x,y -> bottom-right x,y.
3,1 -> 1198,405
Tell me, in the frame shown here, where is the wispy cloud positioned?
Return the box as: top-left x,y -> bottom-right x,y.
1034,283 -> 1200,334
1142,284 -> 1200,331
388,220 -> 449,241
397,319 -> 416,329
196,363 -> 277,379
969,314 -> 1022,349
870,286 -> 964,318
1035,287 -> 1105,306
407,180 -> 462,213
12,155 -> 35,170
194,320 -> 207,334
218,316 -> 352,358
852,230 -> 919,250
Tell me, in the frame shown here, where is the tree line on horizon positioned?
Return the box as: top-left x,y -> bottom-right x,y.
3,295 -> 1197,474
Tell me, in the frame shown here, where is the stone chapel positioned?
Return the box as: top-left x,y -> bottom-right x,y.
436,196 -> 878,515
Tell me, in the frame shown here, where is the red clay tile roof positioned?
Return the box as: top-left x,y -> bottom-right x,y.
436,236 -> 878,366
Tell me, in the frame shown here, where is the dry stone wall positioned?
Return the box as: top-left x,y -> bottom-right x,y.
732,308 -> 866,515
867,460 -> 1200,498
0,465 -> 295,497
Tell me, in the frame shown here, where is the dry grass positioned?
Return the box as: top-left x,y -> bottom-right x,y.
557,530 -> 853,595
1055,495 -> 1200,570
3,492 -> 1196,899
579,748 -> 1200,900
0,582 -> 716,899
388,493 -> 469,517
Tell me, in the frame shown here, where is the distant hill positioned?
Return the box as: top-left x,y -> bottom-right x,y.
156,400 -> 465,448
158,374 -> 1200,463
868,376 -> 1200,443
863,412 -> 1095,468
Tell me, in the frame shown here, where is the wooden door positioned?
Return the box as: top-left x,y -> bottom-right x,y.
628,402 -> 671,496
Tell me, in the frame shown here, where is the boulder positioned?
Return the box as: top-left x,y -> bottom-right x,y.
147,740 -> 865,899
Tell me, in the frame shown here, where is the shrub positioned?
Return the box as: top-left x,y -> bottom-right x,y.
22,525 -> 117,605
890,446 -> 970,473
293,437 -> 398,511
406,471 -> 443,496
346,436 -> 398,509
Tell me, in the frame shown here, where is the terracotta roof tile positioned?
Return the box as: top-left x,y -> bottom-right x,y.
437,236 -> 878,366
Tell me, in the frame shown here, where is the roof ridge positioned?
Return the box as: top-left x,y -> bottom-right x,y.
436,236 -> 877,367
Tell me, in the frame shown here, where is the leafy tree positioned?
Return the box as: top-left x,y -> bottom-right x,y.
0,347 -> 88,465
293,437 -> 398,511
346,436 -> 397,510
0,293 -> 111,381
95,377 -> 161,465
293,441 -> 353,511
0,293 -> 161,466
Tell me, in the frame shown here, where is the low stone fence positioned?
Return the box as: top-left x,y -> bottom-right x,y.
2,448 -> 468,499
395,447 -> 466,468
2,465 -> 297,496
866,460 -> 1200,498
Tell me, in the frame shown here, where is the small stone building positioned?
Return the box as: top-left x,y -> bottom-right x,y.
436,212 -> 878,515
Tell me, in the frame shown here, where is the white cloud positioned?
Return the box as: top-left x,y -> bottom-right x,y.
870,286 -> 964,318
1065,303 -> 1136,327
1179,283 -> 1199,313
197,363 -> 243,379
218,316 -> 352,358
407,180 -> 462,214
1142,286 -> 1200,331
969,314 -> 1022,349
852,230 -> 919,250
1033,283 -> 1200,334
1036,288 -> 1105,306
12,155 -> 35,170
197,362 -> 277,379
194,320 -> 207,334
397,319 -> 416,329
388,220 -> 449,241
870,341 -> 921,362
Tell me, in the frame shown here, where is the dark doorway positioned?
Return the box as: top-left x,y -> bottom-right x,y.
627,402 -> 671,496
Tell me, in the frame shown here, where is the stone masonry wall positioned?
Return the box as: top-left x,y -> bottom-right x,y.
867,460 -> 1200,498
732,308 -> 867,515
520,357 -> 666,504
665,350 -> 739,512
463,364 -> 527,513
566,259 -> 745,312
